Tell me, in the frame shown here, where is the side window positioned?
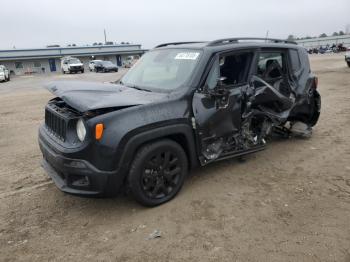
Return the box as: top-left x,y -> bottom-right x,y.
205,52 -> 252,89
289,49 -> 301,72
15,62 -> 23,69
33,61 -> 41,68
257,52 -> 285,79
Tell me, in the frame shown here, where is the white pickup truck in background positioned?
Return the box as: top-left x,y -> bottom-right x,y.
61,56 -> 84,74
0,65 -> 10,82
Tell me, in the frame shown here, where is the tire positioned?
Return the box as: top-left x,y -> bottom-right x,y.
128,139 -> 188,206
62,69 -> 65,74
7,75 -> 10,81
81,70 -> 84,73
347,62 -> 350,68
307,90 -> 321,127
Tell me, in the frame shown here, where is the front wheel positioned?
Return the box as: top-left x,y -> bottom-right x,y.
128,139 -> 188,206
347,62 -> 350,68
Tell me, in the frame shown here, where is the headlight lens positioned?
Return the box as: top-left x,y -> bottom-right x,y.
76,119 -> 86,142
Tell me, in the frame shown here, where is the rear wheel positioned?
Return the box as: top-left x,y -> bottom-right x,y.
128,139 -> 188,206
347,62 -> 350,68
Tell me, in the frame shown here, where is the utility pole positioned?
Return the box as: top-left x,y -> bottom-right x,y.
104,29 -> 107,44
265,30 -> 269,41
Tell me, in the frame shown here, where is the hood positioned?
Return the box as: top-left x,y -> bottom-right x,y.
45,81 -> 169,112
69,63 -> 83,67
104,65 -> 117,69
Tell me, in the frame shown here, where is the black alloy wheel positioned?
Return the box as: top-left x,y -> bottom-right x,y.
128,139 -> 188,206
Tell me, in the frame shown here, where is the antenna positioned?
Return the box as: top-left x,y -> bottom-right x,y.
104,29 -> 107,44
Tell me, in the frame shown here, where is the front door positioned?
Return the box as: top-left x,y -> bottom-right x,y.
192,51 -> 254,165
48,59 -> 56,72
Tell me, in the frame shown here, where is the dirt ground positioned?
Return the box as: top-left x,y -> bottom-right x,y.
0,55 -> 350,262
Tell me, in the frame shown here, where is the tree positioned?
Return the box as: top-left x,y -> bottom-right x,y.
332,32 -> 339,36
287,35 -> 295,41
319,33 -> 327,38
339,31 -> 345,35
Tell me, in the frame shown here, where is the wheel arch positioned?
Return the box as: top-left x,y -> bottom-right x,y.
116,123 -> 199,182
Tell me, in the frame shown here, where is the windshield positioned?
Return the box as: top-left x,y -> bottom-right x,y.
68,58 -> 81,64
120,49 -> 202,92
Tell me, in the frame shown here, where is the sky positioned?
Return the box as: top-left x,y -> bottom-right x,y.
1,0 -> 349,49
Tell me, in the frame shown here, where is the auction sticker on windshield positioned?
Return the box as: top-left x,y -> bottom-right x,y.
175,52 -> 200,60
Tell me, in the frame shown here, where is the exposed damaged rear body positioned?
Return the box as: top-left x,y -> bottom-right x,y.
38,38 -> 321,204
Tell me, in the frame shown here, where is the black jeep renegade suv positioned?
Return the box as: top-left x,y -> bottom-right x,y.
38,38 -> 321,206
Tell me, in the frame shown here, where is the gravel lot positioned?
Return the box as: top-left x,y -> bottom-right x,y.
1,55 -> 350,262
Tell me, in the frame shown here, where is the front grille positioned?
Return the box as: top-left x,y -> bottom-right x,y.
45,108 -> 67,141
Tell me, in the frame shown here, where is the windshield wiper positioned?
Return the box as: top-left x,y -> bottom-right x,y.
118,80 -> 152,92
126,84 -> 152,92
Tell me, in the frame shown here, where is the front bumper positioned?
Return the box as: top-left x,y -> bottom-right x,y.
69,67 -> 84,72
38,127 -> 123,195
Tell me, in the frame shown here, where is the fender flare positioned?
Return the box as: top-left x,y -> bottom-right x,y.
115,123 -> 199,179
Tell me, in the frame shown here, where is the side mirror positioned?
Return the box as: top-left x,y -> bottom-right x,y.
202,77 -> 227,96
213,77 -> 229,97
216,77 -> 227,90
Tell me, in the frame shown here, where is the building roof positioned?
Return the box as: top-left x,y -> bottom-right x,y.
0,44 -> 146,61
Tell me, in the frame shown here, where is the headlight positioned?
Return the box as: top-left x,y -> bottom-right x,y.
76,119 -> 86,142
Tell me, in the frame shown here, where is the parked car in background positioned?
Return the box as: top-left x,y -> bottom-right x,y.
39,37 -> 321,206
94,61 -> 118,72
345,48 -> 350,67
88,60 -> 103,71
61,57 -> 84,74
0,65 -> 10,82
123,56 -> 135,68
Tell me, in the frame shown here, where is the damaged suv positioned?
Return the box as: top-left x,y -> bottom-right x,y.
39,38 -> 321,206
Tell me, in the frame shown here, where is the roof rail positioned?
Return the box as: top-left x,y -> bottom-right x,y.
154,41 -> 206,48
207,37 -> 297,46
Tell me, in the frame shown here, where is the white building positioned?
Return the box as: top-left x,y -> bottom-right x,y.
296,35 -> 350,49
0,44 -> 146,75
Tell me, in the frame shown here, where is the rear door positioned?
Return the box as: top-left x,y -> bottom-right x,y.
192,50 -> 254,164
